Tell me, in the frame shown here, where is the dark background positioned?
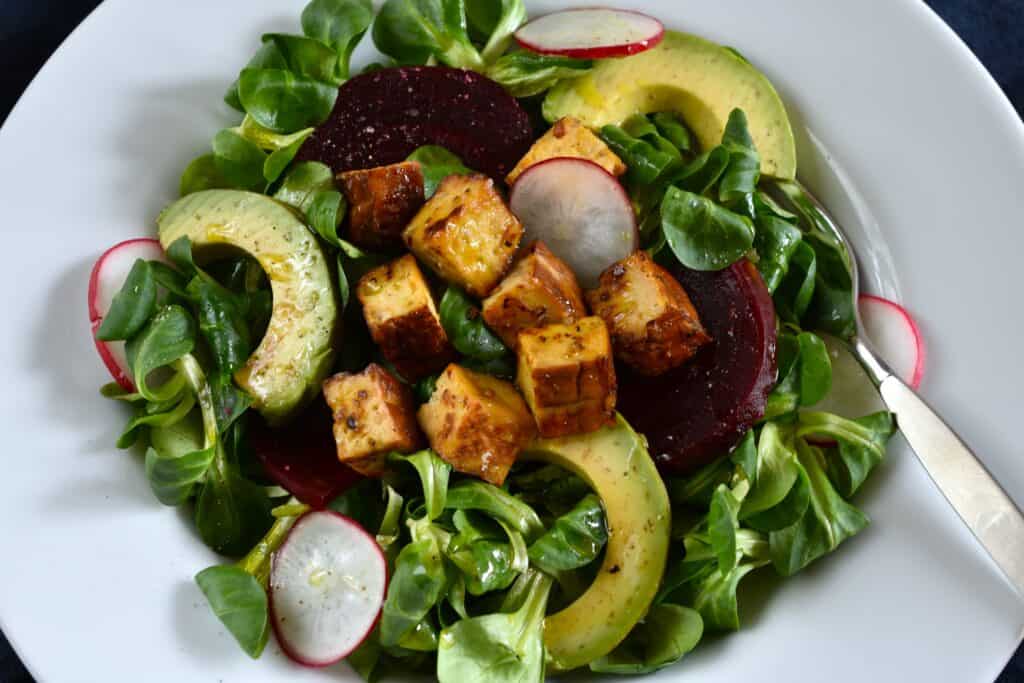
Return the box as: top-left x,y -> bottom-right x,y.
1,0 -> 1022,680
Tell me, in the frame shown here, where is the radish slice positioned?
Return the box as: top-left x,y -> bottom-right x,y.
270,511 -> 387,667
514,8 -> 664,59
88,238 -> 166,391
510,157 -> 637,288
859,294 -> 926,390
811,294 -> 925,423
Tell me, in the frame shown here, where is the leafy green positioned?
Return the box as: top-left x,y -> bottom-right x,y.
301,0 -> 374,79
745,462 -> 811,533
211,129 -> 268,192
307,189 -> 348,247
439,286 -> 509,360
273,160 -> 336,213
718,109 -> 760,204
589,604 -> 703,674
390,449 -> 452,521
486,51 -> 591,98
380,530 -> 449,647
823,411 -> 896,498
126,305 -> 196,402
407,145 -> 473,198
661,187 -> 755,271
238,68 -> 338,134
651,112 -> 693,153
373,0 -> 485,70
196,456 -> 275,557
600,125 -> 677,185
474,0 -> 526,63
436,570 -> 551,683
445,480 -> 544,541
261,33 -> 344,85
803,232 -> 856,339
328,477 -> 386,531
707,484 -> 742,574
224,42 -> 288,112
195,566 -> 270,658
754,214 -> 802,293
447,524 -> 518,596
689,560 -> 763,631
527,493 -> 607,574
95,260 -> 158,341
769,439 -> 869,576
186,275 -> 251,376
738,422 -> 799,518
144,443 -> 214,506
766,331 -> 832,419
180,153 -> 230,196
774,240 -> 817,323
262,129 -> 314,183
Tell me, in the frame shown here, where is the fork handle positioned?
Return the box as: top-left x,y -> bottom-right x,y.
850,337 -> 1024,596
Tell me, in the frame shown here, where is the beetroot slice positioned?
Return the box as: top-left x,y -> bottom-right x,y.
249,399 -> 361,509
296,66 -> 534,180
618,260 -> 777,474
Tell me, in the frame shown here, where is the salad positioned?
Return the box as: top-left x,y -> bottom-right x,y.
88,1 -> 919,680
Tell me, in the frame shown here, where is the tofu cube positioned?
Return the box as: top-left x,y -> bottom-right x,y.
323,363 -> 422,476
418,364 -> 536,485
403,174 -> 523,298
506,117 -> 627,184
517,317 -> 617,438
357,254 -> 454,381
586,251 -> 711,376
481,241 -> 586,349
338,161 -> 425,250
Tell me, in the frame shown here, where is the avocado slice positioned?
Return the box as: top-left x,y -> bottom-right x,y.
158,190 -> 337,424
525,415 -> 671,671
543,30 -> 797,179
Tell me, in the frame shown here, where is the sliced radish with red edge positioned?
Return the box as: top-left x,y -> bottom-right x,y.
514,8 -> 664,59
811,294 -> 925,434
510,157 -> 637,289
270,511 -> 387,667
88,238 -> 166,391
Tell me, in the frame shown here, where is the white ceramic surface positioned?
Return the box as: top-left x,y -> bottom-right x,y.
0,1 -> 1022,681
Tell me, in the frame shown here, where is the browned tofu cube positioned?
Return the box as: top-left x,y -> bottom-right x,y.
586,251 -> 711,376
505,117 -> 627,184
337,161 -> 425,250
418,364 -> 535,485
357,254 -> 454,381
323,363 -> 422,476
403,174 -> 523,298
517,317 -> 616,438
481,241 -> 586,349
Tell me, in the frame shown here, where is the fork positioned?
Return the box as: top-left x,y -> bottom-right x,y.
773,180 -> 1024,598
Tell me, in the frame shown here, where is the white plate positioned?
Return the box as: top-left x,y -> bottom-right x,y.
0,0 -> 1022,681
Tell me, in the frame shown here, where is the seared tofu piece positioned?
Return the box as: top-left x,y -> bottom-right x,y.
338,161 -> 425,250
403,174 -> 523,298
517,317 -> 616,438
323,363 -> 422,476
357,254 -> 454,381
418,364 -> 535,485
481,241 -> 586,349
505,117 -> 627,184
587,251 -> 711,376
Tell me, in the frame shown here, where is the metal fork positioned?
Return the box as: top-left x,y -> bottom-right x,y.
774,180 -> 1024,597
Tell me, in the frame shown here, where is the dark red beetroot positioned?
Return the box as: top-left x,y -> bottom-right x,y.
296,67 -> 534,180
618,260 -> 777,474
249,398 -> 362,509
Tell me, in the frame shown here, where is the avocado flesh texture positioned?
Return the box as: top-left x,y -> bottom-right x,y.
525,414 -> 671,671
158,190 -> 337,425
543,30 -> 797,179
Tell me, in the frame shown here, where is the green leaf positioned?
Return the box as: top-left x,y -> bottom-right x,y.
527,493 -> 607,574
273,160 -> 336,214
186,276 -> 251,376
238,68 -> 338,134
224,42 -> 289,112
774,239 -> 817,324
95,260 -> 158,341
477,0 -> 526,63
212,128 -> 268,192
753,214 -> 802,293
373,0 -> 484,70
589,604 -> 703,674
126,305 -> 196,402
769,439 -> 869,576
803,232 -> 856,339
414,374 -> 439,403
666,456 -> 734,508
406,145 -> 473,198
180,153 -> 230,196
307,189 -> 347,247
445,480 -> 544,542
739,422 -> 799,518
301,0 -> 375,79
600,125 -> 677,186
262,33 -> 344,84
671,146 -> 730,195
486,51 -> 591,98
209,374 -> 252,434
195,457 -> 274,557
745,461 -> 812,532
765,331 -> 832,417
797,331 -> 832,406
689,560 -> 761,631
195,566 -> 270,658
439,286 -> 509,360
436,570 -> 551,683
263,128 -> 314,183
380,534 -> 449,646
447,537 -> 518,596
661,187 -> 755,271
389,449 -> 452,521
117,389 -> 195,449
798,410 -> 895,498
651,112 -> 694,153
718,109 -> 760,204
145,444 -> 215,506
708,484 -> 742,574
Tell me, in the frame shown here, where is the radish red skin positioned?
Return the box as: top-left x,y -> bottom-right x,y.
269,511 -> 387,667
514,9 -> 665,59
618,260 -> 777,473
88,238 -> 165,391
860,294 -> 926,389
